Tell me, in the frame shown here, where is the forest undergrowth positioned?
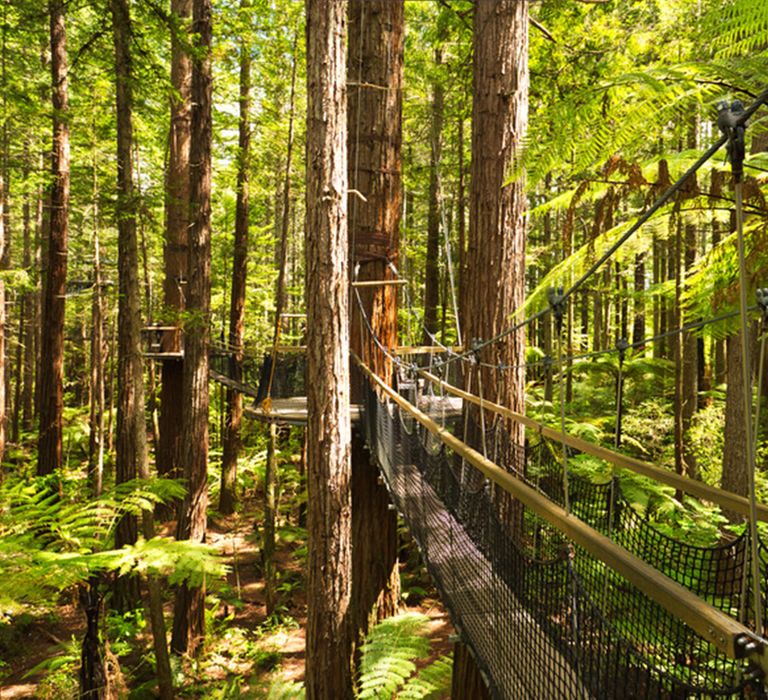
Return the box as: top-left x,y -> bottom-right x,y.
0,413 -> 453,699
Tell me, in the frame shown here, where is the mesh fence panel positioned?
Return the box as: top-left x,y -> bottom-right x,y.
362,381 -> 764,699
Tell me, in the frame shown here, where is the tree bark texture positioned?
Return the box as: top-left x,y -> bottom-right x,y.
305,0 -> 354,696
351,431 -> 400,635
88,153 -> 104,497
347,0 -> 403,647
158,0 -> 192,500
348,0 -> 403,389
172,0 -> 212,657
722,332 -> 750,517
37,0 -> 69,476
220,11 -> 251,515
456,0 -> 528,692
111,0 -> 146,612
422,48 -> 444,344
462,0 -> 528,450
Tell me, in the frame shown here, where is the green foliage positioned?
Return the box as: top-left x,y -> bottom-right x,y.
0,476 -> 224,613
357,612 -> 450,700
26,637 -> 79,700
398,655 -> 453,699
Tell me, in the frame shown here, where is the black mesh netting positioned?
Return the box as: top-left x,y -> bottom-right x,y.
362,380 -> 765,699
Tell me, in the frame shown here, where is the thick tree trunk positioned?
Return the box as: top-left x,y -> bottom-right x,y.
111,0 -> 145,612
305,0 -> 354,696
456,0 -> 528,693
422,49 -> 444,344
219,6 -> 252,515
347,0 -> 403,652
351,431 -> 399,629
88,145 -> 104,497
462,0 -> 528,442
37,0 -> 69,476
158,0 -> 192,513
172,0 -> 212,657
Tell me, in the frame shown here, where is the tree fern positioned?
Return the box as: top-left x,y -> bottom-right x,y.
357,612 -> 453,700
0,476 -> 225,613
398,655 -> 453,699
709,0 -> 768,59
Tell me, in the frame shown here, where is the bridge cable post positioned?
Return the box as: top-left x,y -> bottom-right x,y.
719,98 -> 763,635
548,286 -> 570,515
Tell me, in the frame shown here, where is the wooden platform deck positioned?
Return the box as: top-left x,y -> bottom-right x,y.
210,368 -> 463,426
245,396 -> 363,425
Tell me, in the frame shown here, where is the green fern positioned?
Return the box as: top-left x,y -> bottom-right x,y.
0,476 -> 225,613
357,612 -> 451,700
398,655 -> 453,699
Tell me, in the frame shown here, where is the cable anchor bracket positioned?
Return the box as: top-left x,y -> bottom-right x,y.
548,286 -> 567,335
717,99 -> 747,183
757,288 -> 768,327
616,337 -> 630,366
469,338 -> 484,366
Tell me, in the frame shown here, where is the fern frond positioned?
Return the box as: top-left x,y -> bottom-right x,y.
358,612 -> 431,699
398,655 -> 453,699
711,0 -> 768,59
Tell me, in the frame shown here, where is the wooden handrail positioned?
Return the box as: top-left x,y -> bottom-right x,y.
419,369 -> 768,523
354,356 -> 767,671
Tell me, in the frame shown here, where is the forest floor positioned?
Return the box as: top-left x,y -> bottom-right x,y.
0,501 -> 454,698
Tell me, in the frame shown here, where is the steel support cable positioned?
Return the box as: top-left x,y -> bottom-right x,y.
354,353 -> 768,676
472,305 -> 755,375
413,86 -> 768,375
417,367 -> 768,522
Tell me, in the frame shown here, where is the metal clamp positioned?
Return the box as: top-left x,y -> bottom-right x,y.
616,337 -> 630,365
548,286 -> 567,335
470,337 -> 484,365
717,99 -> 747,183
757,288 -> 768,326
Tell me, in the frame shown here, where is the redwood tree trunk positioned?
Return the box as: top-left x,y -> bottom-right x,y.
158,0 -> 192,510
219,5 -> 251,515
305,0 -> 354,696
347,0 -> 403,649
422,48 -> 444,344
172,0 -> 212,657
462,0 -> 528,443
457,0 -> 528,691
37,0 -> 69,476
111,0 -> 146,612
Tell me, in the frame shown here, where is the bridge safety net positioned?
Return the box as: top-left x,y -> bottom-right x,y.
362,378 -> 766,699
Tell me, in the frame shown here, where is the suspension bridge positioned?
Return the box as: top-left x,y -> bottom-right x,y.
148,90 -> 768,697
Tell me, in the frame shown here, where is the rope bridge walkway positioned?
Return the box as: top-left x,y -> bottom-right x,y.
202,89 -> 768,697
356,358 -> 768,699
205,349 -> 768,698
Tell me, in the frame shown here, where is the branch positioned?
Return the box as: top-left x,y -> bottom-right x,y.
530,16 -> 556,43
